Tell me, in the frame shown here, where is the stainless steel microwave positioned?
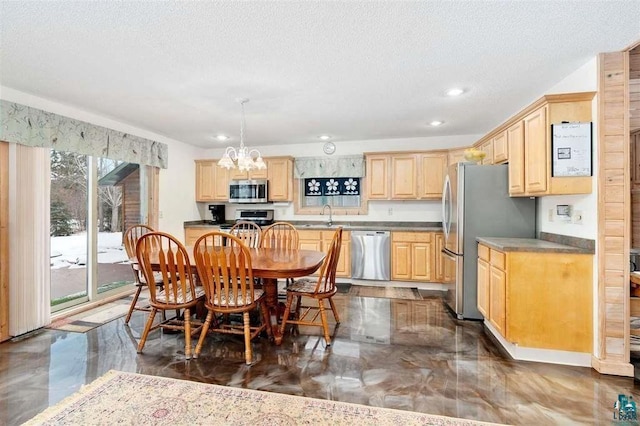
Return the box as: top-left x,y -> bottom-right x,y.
229,179 -> 268,203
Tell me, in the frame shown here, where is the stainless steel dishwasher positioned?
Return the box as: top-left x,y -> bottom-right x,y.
351,231 -> 390,280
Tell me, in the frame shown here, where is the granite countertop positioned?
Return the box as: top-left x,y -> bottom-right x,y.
184,220 -> 442,232
476,236 -> 594,254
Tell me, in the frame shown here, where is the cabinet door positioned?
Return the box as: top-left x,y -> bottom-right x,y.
493,131 -> 508,164
523,106 -> 548,194
298,230 -> 322,251
477,257 -> 490,318
447,148 -> 467,166
391,154 -> 418,199
195,161 -> 216,201
489,265 -> 506,336
391,242 -> 411,280
434,233 -> 444,282
229,169 -> 249,180
267,157 -> 293,201
507,121 -> 525,195
366,155 -> 389,199
419,154 -> 447,199
479,140 -> 493,165
411,242 -> 433,281
212,165 -> 230,201
335,240 -> 351,277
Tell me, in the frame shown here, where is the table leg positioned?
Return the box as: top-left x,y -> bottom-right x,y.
262,278 -> 283,345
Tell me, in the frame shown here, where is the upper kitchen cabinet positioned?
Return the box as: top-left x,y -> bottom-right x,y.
478,139 -> 494,165
447,148 -> 468,166
266,156 -> 293,202
195,159 -> 230,202
195,156 -> 293,202
507,92 -> 595,197
492,131 -> 508,164
365,151 -> 447,200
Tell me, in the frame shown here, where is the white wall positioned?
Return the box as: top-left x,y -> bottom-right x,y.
0,87 -> 203,240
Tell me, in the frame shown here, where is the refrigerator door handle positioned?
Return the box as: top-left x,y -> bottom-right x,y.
442,174 -> 452,240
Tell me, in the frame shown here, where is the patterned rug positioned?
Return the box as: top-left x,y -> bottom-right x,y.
47,291 -> 148,333
24,370 -> 500,425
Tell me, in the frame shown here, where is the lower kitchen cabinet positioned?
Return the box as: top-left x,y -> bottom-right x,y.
184,226 -> 219,246
391,231 -> 442,282
298,229 -> 350,278
477,243 -> 592,353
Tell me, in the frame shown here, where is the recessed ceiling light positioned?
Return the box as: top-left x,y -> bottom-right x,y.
215,134 -> 229,141
430,121 -> 444,127
319,135 -> 332,140
446,88 -> 464,97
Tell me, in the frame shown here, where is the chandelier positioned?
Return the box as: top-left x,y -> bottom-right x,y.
217,98 -> 266,171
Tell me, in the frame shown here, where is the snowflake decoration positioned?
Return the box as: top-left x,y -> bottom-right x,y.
345,178 -> 358,191
307,179 -> 321,194
326,179 -> 339,194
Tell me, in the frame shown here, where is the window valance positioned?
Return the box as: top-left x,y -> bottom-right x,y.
0,100 -> 168,169
294,155 -> 364,179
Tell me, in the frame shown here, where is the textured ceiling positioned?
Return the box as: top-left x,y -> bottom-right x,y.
1,1 -> 639,148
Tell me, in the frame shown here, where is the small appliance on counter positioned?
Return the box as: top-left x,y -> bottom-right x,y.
208,204 -> 225,224
235,209 -> 274,226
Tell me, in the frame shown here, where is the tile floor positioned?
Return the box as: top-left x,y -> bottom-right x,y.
1,287 -> 639,425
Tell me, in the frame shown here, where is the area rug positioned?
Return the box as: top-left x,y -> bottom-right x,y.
349,285 -> 422,300
24,370 -> 499,425
47,291 -> 149,333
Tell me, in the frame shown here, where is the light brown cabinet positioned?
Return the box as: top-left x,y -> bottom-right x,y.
447,148 -> 468,166
184,226 -> 219,246
508,93 -> 594,196
298,229 -> 350,278
478,139 -> 494,165
365,152 -> 447,200
477,243 -> 593,353
492,131 -> 508,164
391,231 -> 438,282
195,160 -> 230,202
195,156 -> 293,203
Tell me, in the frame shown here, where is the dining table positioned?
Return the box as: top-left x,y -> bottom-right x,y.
132,246 -> 326,345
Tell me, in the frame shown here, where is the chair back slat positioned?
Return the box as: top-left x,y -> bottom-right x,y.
229,221 -> 262,248
136,231 -> 197,308
124,224 -> 155,258
193,231 -> 256,312
261,222 -> 299,250
313,227 -> 343,294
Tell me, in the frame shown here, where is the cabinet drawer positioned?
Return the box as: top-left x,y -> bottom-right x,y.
478,244 -> 490,261
392,231 -> 432,243
490,249 -> 506,270
297,230 -> 323,240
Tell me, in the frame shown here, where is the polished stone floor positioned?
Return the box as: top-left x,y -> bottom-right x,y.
1,288 -> 639,425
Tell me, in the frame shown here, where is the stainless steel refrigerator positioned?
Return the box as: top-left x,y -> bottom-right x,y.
441,163 -> 536,319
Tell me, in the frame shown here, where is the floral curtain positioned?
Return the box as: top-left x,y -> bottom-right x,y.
294,155 -> 364,178
304,177 -> 360,196
0,100 -> 168,169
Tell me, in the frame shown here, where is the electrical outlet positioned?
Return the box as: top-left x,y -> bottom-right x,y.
572,210 -> 583,225
548,208 -> 554,222
388,208 -> 393,216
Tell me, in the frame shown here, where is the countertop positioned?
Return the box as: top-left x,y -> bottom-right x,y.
184,220 -> 442,232
476,237 -> 594,254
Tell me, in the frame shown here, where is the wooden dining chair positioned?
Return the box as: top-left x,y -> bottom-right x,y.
229,221 -> 262,248
279,227 -> 343,346
260,222 -> 299,250
135,231 -> 205,359
193,231 -> 271,364
123,224 -> 164,325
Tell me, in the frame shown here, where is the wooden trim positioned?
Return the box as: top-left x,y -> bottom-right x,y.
0,141 -> 8,342
594,51 -> 632,376
147,166 -> 159,229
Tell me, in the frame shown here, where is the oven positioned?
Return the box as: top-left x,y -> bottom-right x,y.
229,179 -> 268,204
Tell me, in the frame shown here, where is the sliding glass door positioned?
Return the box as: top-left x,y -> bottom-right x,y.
50,150 -> 146,312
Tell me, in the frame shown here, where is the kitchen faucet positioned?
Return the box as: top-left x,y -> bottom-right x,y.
321,204 -> 333,226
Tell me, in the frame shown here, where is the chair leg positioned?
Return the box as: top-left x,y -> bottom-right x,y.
194,310 -> 214,358
243,311 -> 252,365
184,308 -> 192,360
137,308 -> 157,353
260,300 -> 272,339
279,294 -> 295,337
125,285 -> 143,325
328,296 -> 340,324
318,300 -> 332,346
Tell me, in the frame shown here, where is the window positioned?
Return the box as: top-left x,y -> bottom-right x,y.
301,177 -> 361,208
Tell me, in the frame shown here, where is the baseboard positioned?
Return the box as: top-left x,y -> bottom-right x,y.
591,355 -> 634,377
350,279 -> 445,290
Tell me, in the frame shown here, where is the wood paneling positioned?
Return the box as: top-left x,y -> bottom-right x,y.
0,142 -> 8,342
595,51 -> 634,376
121,169 -> 140,233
